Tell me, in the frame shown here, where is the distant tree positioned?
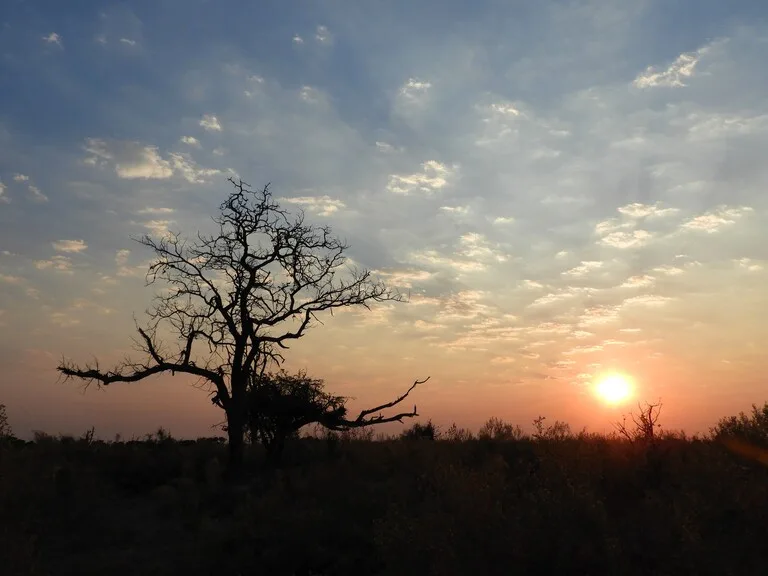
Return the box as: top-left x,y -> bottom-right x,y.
246,370 -> 427,463
57,177 -> 423,474
400,419 -> 438,441
0,403 -> 12,438
479,417 -> 525,441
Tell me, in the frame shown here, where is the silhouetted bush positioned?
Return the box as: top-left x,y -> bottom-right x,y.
400,419 -> 438,440
711,402 -> 768,447
3,406 -> 768,575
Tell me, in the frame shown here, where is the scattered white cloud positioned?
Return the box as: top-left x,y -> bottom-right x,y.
52,239 -> 87,253
315,25 -> 332,44
115,249 -> 130,267
617,202 -> 679,219
621,295 -> 674,308
373,268 -> 433,289
299,86 -> 321,103
0,273 -> 23,284
408,249 -> 486,273
292,34 -> 304,44
440,205 -> 470,216
620,275 -> 655,288
199,114 -> 222,132
27,185 -> 48,203
42,33 -> 62,46
281,195 -> 346,216
680,206 -> 753,233
493,216 -> 515,225
168,152 -> 220,183
12,173 -> 29,182
399,78 -> 431,101
117,146 -> 172,179
633,43 -> 713,88
137,207 -> 174,215
735,258 -> 763,272
0,182 -> 8,204
142,220 -> 174,237
35,256 -> 73,274
119,38 -> 136,46
386,160 -> 453,195
599,229 -> 652,249
83,139 -> 216,182
457,233 -> 507,263
562,261 -> 602,277
180,136 -> 201,147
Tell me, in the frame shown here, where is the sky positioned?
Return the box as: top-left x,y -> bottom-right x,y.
1,0 -> 767,440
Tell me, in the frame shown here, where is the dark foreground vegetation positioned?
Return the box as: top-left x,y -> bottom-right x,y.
2,405 -> 768,576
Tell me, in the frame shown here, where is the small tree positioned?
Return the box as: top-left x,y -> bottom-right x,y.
400,419 -> 439,441
615,401 -> 663,444
58,177 -> 420,474
245,370 -> 427,463
0,403 -> 12,438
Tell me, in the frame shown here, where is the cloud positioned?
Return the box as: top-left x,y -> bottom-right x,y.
168,152 -> 220,183
180,136 -> 201,147
42,33 -> 62,46
199,114 -> 222,132
493,216 -> 515,225
617,203 -> 679,219
457,233 -> 508,263
562,261 -> 602,277
119,38 -> 136,46
12,173 -> 29,182
314,25 -> 332,45
680,206 -> 753,233
620,275 -> 655,288
83,139 -> 216,182
373,268 -> 433,289
292,34 -> 304,45
633,42 -> 715,88
35,256 -> 73,274
398,78 -> 432,102
27,185 -> 48,203
599,229 -> 652,249
137,207 -> 174,215
386,160 -> 454,195
52,239 -> 87,253
735,258 -> 763,272
281,195 -> 346,216
0,274 -> 23,284
0,182 -> 7,204
141,220 -> 174,236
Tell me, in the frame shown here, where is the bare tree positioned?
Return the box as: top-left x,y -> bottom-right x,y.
614,401 -> 663,445
58,177 -> 419,473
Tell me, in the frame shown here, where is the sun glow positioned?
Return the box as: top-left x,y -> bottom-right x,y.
594,373 -> 634,405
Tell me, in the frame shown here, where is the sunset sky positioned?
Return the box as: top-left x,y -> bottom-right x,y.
1,1 -> 767,439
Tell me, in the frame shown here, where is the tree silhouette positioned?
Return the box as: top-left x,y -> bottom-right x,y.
244,370 -> 429,464
58,177 -> 422,473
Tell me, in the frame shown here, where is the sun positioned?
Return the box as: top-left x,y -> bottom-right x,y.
594,373 -> 634,405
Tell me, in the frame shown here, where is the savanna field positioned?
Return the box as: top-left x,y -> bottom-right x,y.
4,3 -> 768,576
2,407 -> 768,576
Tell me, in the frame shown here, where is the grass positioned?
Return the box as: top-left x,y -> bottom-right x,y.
1,426 -> 768,576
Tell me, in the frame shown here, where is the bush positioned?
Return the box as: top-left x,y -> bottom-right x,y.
711,402 -> 768,447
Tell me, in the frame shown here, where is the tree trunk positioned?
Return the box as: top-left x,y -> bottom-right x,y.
226,407 -> 245,479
